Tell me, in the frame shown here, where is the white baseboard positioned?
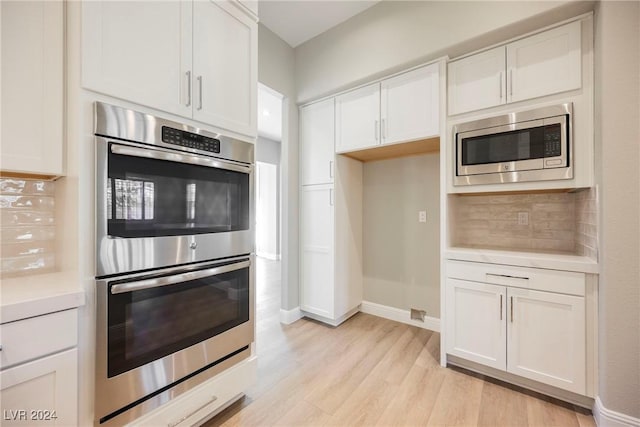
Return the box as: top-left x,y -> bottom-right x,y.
360,301 -> 440,332
279,306 -> 302,325
594,397 -> 640,427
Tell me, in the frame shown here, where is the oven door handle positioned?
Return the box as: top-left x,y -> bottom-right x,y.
110,260 -> 251,295
110,144 -> 252,174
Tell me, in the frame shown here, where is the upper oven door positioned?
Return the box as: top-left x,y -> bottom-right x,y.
96,138 -> 254,277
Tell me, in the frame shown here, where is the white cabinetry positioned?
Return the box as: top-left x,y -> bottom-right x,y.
336,63 -> 440,153
335,83 -> 380,153
445,260 -> 587,395
82,0 -> 257,139
300,99 -> 335,186
0,309 -> 78,426
448,21 -> 582,115
0,0 -> 64,176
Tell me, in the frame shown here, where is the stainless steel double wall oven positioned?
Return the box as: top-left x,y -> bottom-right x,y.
94,102 -> 255,425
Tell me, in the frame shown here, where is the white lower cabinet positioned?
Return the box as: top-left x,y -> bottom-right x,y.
0,309 -> 79,426
445,261 -> 587,395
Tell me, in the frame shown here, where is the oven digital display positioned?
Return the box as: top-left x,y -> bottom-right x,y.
161,126 -> 221,153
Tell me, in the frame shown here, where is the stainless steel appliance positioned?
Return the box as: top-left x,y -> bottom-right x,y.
95,101 -> 254,277
94,103 -> 255,425
454,103 -> 573,186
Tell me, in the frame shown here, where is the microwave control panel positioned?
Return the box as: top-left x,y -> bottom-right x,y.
162,126 -> 221,154
543,123 -> 562,157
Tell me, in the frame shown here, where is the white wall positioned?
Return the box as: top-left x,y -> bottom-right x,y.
594,0 -> 640,419
295,1 -> 594,103
256,136 -> 281,258
363,154 -> 440,317
258,24 -> 299,310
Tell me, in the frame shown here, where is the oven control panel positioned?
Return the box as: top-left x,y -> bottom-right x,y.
162,126 -> 221,153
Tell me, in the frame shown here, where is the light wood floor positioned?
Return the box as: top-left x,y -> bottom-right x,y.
205,258 -> 595,427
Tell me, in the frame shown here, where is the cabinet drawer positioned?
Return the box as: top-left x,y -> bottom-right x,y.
0,309 -> 78,369
446,260 -> 585,296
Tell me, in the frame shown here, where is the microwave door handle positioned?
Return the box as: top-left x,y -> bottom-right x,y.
110,144 -> 252,175
110,260 -> 251,294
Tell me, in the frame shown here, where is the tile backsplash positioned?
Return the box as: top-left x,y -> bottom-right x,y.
0,178 -> 56,278
451,189 -> 599,258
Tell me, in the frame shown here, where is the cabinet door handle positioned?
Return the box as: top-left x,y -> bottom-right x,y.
499,71 -> 503,100
510,296 -> 514,323
500,294 -> 503,320
197,76 -> 203,111
509,69 -> 513,97
381,118 -> 386,140
329,188 -> 334,206
374,120 -> 379,141
185,71 -> 192,107
329,160 -> 334,178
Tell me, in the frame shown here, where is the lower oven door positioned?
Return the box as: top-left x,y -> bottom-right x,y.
95,256 -> 254,424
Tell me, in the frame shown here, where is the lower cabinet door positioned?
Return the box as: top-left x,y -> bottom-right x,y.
300,184 -> 335,318
507,288 -> 586,394
0,349 -> 78,426
446,279 -> 506,370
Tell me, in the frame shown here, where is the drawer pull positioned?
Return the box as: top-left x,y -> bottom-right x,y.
167,396 -> 217,427
486,273 -> 529,281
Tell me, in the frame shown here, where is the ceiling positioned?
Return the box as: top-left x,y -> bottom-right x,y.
259,1 -> 380,48
258,84 -> 283,141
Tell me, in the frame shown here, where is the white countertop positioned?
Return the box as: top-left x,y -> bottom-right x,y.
445,247 -> 599,274
0,271 -> 85,324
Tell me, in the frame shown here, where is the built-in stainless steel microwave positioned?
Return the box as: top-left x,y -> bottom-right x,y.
454,103 -> 573,186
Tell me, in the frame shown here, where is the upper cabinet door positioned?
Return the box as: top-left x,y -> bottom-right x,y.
301,98 -> 335,186
335,83 -> 381,153
192,0 -> 257,138
82,1 -> 192,118
507,21 -> 581,103
448,46 -> 506,116
1,1 -> 64,176
381,63 -> 439,144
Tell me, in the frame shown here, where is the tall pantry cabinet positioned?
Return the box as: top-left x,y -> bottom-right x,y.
299,98 -> 362,325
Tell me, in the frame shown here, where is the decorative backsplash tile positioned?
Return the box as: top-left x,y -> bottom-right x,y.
451,190 -> 599,259
0,178 -> 56,278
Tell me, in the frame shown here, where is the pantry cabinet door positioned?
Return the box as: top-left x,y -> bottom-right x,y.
1,0 -> 64,176
192,0 -> 257,138
300,185 -> 335,319
507,288 -> 586,394
447,46 -> 506,116
335,83 -> 380,153
82,0 -> 192,118
507,21 -> 582,103
446,278 -> 507,370
381,63 -> 439,144
300,98 -> 335,185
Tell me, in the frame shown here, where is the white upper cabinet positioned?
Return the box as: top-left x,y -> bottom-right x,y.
381,63 -> 440,144
507,20 -> 581,104
82,1 -> 191,119
335,83 -> 381,153
300,98 -> 335,186
192,0 -> 257,137
448,21 -> 582,116
82,0 -> 257,139
448,46 -> 506,116
1,1 -> 64,176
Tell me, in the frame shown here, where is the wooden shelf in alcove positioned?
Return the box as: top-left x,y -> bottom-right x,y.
340,136 -> 440,162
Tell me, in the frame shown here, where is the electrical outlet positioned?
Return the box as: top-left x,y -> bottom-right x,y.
419,211 -> 427,223
518,212 -> 529,226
